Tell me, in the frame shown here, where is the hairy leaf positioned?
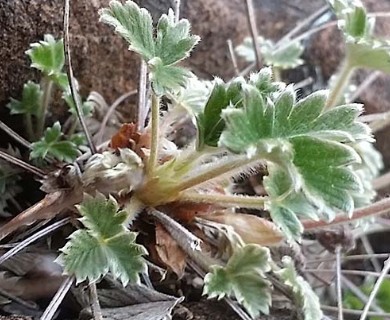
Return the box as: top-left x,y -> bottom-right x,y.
276,256 -> 323,320
99,0 -> 155,60
63,92 -> 94,117
347,41 -> 390,73
236,37 -> 304,69
7,81 -> 43,116
155,9 -> 200,65
195,78 -> 244,149
218,79 -> 371,240
99,1 -> 198,95
26,34 -> 65,75
30,122 -> 79,162
148,58 -> 193,95
59,193 -> 147,285
203,245 -> 272,318
330,0 -> 373,41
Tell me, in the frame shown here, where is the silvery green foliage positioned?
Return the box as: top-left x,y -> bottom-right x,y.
203,245 -> 272,318
30,122 -> 80,162
329,0 -> 390,72
99,1 -> 199,95
58,193 -> 147,285
236,36 -> 304,69
192,67 -> 378,241
276,256 -> 323,320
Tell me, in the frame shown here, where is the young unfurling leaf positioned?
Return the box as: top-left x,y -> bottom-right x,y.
58,193 -> 147,285
276,256 -> 323,320
203,244 -> 272,318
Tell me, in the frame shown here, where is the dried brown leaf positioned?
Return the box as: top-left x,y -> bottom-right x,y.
202,212 -> 283,246
155,224 -> 187,278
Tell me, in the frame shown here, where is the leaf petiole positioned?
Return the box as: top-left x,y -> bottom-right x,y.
180,191 -> 267,209
37,77 -> 54,138
147,93 -> 160,175
325,59 -> 354,110
173,155 -> 262,193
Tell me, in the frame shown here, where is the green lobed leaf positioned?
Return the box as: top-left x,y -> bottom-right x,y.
30,122 -> 79,162
195,78 -> 244,149
155,9 -> 200,65
276,256 -> 323,320
99,0 -> 155,60
148,58 -> 193,95
236,37 -> 304,69
58,193 -> 147,285
26,34 -> 65,75
218,77 -> 372,239
7,81 -> 43,116
99,1 -> 199,95
77,193 -> 128,239
347,41 -> 390,73
203,244 -> 272,318
63,92 -> 94,118
329,0 -> 373,41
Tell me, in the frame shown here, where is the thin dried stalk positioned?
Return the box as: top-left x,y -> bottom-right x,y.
0,218 -> 71,265
244,0 -> 262,69
40,276 -> 74,320
360,256 -> 390,320
0,191 -> 81,241
63,0 -> 96,153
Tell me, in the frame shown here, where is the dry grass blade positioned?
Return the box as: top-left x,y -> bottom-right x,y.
335,246 -> 343,320
95,89 -> 137,144
0,287 -> 39,311
63,0 -> 96,154
137,59 -> 148,132
306,253 -> 390,264
244,0 -> 262,69
322,305 -> 390,317
0,191 -> 81,241
303,197 -> 390,230
0,120 -> 32,150
276,5 -> 329,46
40,276 -> 74,320
360,256 -> 390,320
89,282 -> 103,320
341,276 -> 384,313
0,151 -> 45,178
0,218 -> 71,265
227,39 -> 240,76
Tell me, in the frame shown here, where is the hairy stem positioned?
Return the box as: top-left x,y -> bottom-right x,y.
24,113 -> 35,141
174,155 -> 259,193
325,59 -> 354,110
180,191 -> 267,209
147,93 -> 160,175
38,77 -> 54,138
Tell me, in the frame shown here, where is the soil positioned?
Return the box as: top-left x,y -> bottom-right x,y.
1,0 -> 390,319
